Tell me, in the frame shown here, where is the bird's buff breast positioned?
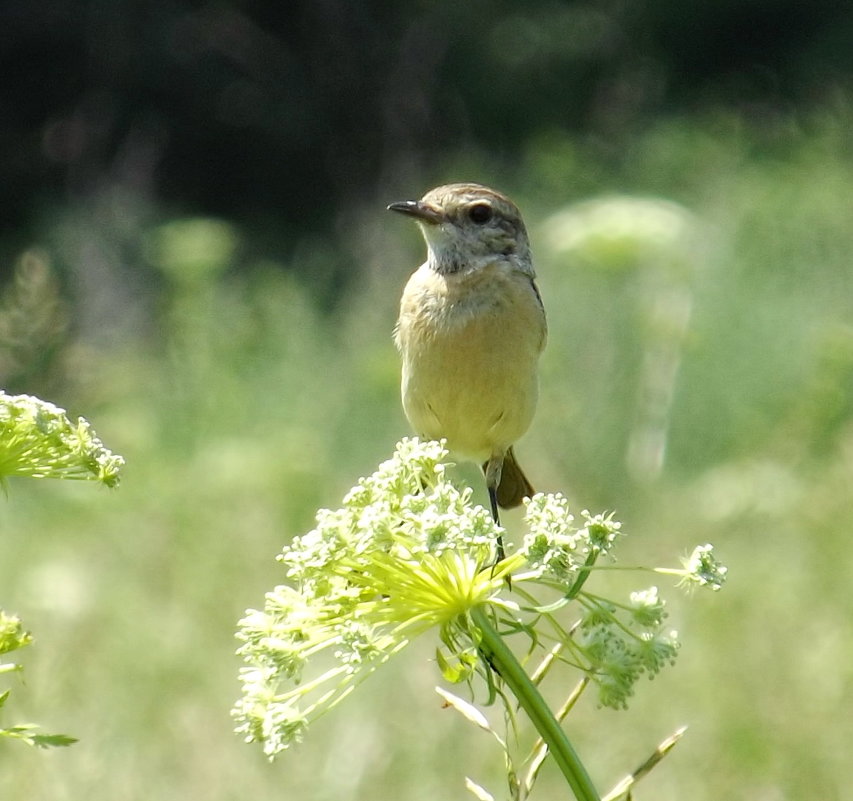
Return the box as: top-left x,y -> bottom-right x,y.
396,263 -> 545,461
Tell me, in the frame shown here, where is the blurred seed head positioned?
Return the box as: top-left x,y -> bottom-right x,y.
144,218 -> 238,285
540,196 -> 698,278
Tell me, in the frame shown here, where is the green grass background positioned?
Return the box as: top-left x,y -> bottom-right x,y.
3,108 -> 853,800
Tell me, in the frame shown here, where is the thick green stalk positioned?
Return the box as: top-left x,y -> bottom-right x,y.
470,606 -> 600,801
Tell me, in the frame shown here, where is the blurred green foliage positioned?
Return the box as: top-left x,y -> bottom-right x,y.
3,3 -> 853,798
1,104 -> 853,799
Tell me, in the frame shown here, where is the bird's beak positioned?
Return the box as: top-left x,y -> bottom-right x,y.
387,200 -> 444,225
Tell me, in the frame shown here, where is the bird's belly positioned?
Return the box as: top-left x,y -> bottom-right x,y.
400,300 -> 540,461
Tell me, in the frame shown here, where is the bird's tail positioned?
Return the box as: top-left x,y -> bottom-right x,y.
494,446 -> 535,509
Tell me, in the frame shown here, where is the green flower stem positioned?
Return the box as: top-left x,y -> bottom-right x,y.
565,550 -> 599,600
471,605 -> 601,801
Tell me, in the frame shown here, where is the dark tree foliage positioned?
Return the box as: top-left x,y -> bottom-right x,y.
2,1 -> 851,268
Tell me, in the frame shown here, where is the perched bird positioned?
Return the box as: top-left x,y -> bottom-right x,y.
389,183 -> 547,558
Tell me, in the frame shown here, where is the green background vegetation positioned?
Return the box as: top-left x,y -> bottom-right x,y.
2,3 -> 853,799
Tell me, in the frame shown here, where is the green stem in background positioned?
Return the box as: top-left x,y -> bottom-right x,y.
471,606 -> 601,801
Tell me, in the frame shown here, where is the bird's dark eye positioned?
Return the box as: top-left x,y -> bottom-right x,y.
468,203 -> 493,224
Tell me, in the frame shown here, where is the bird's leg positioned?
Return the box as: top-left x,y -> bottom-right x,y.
484,455 -> 506,563
488,486 -> 501,526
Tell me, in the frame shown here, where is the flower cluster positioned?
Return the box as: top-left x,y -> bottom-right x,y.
517,493 -> 681,709
0,611 -> 32,660
0,392 -> 124,487
679,543 -> 728,591
233,439 -> 513,758
521,493 -> 622,585
573,587 -> 679,709
234,438 -> 726,758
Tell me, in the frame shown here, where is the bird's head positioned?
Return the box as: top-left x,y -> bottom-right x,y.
388,183 -> 532,276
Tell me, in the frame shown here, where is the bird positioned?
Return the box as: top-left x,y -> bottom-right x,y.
389,182 -> 547,561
